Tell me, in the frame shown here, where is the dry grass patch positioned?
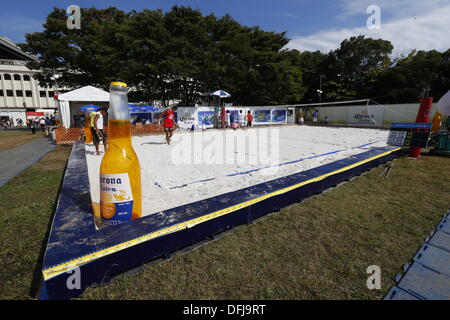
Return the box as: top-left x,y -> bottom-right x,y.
0,130 -> 45,151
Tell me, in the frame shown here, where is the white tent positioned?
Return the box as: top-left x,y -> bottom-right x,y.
57,86 -> 110,128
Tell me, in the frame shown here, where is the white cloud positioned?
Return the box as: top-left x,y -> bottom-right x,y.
339,0 -> 450,19
287,3 -> 450,55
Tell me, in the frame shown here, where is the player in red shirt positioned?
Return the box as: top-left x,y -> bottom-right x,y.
246,111 -> 253,127
158,107 -> 179,145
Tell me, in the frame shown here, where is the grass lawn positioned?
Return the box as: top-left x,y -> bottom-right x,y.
0,145 -> 71,300
0,145 -> 448,300
0,129 -> 45,151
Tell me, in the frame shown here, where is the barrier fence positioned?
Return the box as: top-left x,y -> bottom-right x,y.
55,123 -> 165,145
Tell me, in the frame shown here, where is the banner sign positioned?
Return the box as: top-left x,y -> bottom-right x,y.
26,112 -> 45,117
254,110 -> 271,122
387,123 -> 432,148
347,105 -> 385,126
198,111 -> 214,125
271,109 -> 287,122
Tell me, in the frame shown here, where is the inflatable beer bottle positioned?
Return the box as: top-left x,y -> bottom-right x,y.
100,82 -> 142,225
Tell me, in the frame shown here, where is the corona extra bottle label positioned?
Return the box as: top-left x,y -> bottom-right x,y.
100,173 -> 134,225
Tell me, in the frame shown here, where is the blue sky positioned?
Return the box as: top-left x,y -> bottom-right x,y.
1,0 -> 450,55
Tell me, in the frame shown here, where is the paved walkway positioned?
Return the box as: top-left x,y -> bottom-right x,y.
0,137 -> 56,187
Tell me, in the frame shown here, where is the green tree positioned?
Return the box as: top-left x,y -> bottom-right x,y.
20,7 -> 129,90
321,36 -> 393,101
20,6 -> 305,106
372,49 -> 450,103
298,50 -> 328,103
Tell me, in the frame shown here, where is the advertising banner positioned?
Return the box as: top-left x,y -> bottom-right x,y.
271,109 -> 287,122
198,111 -> 215,126
26,112 -> 45,117
347,105 -> 384,126
254,110 -> 271,122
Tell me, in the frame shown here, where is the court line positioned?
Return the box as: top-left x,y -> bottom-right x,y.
168,140 -> 384,189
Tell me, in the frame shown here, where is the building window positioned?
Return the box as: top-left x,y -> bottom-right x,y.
4,74 -> 11,80
13,74 -> 21,81
48,91 -> 54,98
39,91 -> 47,98
0,90 -> 3,96
6,90 -> 13,96
25,90 -> 32,97
23,75 -> 31,81
16,90 -> 23,97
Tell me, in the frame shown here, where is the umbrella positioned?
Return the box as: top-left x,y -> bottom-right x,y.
210,90 -> 231,108
139,105 -> 158,112
210,90 -> 231,98
80,104 -> 99,112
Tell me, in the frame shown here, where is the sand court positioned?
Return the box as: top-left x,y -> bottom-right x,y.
85,125 -> 390,217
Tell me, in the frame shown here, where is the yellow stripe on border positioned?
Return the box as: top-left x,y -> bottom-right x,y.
42,147 -> 401,280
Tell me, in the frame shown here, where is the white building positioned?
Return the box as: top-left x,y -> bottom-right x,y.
0,36 -> 58,126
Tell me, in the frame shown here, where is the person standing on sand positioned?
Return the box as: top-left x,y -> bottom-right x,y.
247,111 -> 253,127
298,113 -> 305,126
238,110 -> 245,129
312,110 -> 319,125
91,108 -> 107,155
230,112 -> 235,130
158,107 -> 179,145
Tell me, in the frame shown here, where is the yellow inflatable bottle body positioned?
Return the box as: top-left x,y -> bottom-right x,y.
99,82 -> 142,225
431,111 -> 442,132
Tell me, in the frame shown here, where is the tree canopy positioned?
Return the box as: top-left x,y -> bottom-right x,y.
21,6 -> 304,106
20,6 -> 450,106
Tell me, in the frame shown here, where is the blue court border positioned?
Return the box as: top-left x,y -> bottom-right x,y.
38,142 -> 401,299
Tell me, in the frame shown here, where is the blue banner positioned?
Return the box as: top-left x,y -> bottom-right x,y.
198,111 -> 215,125
254,110 -> 271,122
271,109 -> 287,122
390,123 -> 432,129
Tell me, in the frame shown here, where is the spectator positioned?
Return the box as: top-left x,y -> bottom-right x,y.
247,111 -> 253,127
91,108 -> 108,155
39,117 -> 46,131
30,119 -> 36,134
238,110 -> 245,129
312,110 -> 319,125
230,112 -> 236,130
298,113 -> 305,126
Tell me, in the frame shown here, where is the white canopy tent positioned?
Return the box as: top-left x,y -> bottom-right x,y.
57,86 -> 110,128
